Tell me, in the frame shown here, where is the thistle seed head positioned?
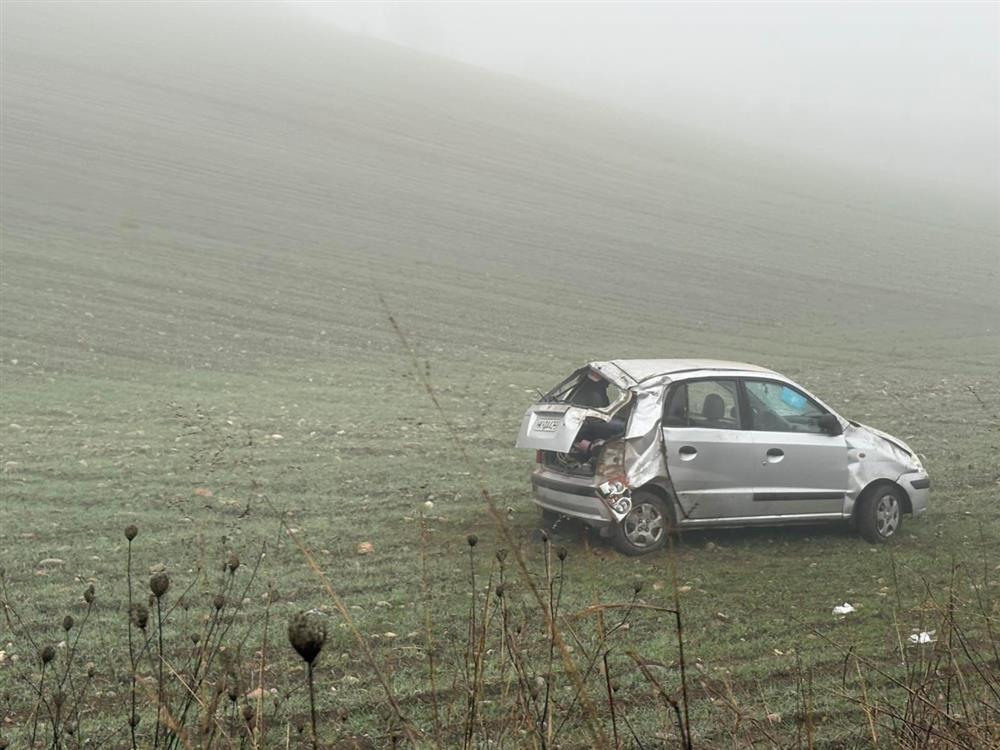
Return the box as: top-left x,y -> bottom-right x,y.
633,581 -> 643,595
124,524 -> 138,541
62,615 -> 74,632
557,546 -> 568,562
495,548 -> 508,563
466,534 -> 478,548
226,553 -> 240,573
130,603 -> 149,630
287,611 -> 326,665
83,585 -> 95,604
213,594 -> 225,611
40,645 -> 56,665
150,572 -> 170,599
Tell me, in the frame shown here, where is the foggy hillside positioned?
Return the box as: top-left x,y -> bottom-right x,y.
2,1 -> 997,380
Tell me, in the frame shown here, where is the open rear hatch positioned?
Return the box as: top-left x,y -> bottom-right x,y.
516,365 -> 633,453
515,403 -> 589,453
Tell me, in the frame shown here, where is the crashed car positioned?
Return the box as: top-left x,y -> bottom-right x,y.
516,360 -> 928,555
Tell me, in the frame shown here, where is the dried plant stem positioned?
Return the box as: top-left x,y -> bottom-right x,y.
418,513 -> 442,747
256,590 -> 272,743
127,537 -> 138,750
29,661 -> 48,748
307,661 -> 318,750
154,595 -> 165,749
602,651 -> 619,750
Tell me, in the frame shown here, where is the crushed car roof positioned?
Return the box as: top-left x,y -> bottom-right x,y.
591,359 -> 777,385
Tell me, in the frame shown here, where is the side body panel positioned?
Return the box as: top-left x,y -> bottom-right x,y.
750,431 -> 849,515
661,426 -> 756,519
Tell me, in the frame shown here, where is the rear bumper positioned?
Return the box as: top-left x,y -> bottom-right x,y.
530,468 -> 613,526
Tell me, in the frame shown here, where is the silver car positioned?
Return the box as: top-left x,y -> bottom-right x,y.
516,360 -> 929,555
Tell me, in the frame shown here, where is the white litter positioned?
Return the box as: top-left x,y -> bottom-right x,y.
908,631 -> 935,644
832,603 -> 856,615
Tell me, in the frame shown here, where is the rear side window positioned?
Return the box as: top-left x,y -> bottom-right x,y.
546,370 -> 623,409
663,379 -> 741,429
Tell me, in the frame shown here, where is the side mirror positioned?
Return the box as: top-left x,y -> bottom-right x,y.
818,414 -> 843,436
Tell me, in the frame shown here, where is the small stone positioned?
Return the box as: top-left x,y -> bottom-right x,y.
356,542 -> 374,555
38,558 -> 65,567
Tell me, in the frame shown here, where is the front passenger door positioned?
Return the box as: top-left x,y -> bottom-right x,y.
661,379 -> 756,519
743,379 -> 848,517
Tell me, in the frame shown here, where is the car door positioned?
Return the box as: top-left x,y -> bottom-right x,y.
660,378 -> 757,519
743,379 -> 848,517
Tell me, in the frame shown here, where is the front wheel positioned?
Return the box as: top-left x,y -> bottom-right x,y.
613,490 -> 673,556
857,485 -> 905,543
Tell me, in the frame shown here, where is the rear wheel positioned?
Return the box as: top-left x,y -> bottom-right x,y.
857,484 -> 904,543
614,490 -> 673,556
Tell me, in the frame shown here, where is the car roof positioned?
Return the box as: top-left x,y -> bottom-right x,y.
592,359 -> 778,384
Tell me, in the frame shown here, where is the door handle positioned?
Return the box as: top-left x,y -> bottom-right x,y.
764,448 -> 784,465
679,445 -> 697,461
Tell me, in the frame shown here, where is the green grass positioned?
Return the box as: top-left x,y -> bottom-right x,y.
1,3 -> 998,747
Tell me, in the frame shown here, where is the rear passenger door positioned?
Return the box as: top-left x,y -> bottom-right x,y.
660,378 -> 756,519
743,379 -> 848,517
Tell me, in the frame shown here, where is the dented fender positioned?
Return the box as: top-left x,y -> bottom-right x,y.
844,422 -> 925,516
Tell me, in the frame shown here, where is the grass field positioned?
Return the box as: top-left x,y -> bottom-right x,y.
2,4 -> 998,748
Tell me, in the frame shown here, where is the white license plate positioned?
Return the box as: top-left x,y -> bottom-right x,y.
533,417 -> 561,433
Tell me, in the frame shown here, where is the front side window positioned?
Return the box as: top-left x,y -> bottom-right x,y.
663,379 -> 741,429
745,379 -> 826,433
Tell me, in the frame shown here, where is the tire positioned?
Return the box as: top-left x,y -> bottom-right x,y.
857,484 -> 905,543
613,489 -> 673,556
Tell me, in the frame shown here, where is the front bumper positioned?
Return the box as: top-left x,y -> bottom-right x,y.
530,467 -> 613,526
901,471 -> 930,516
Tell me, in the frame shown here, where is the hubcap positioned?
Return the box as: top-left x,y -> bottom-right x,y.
875,493 -> 900,537
623,503 -> 665,547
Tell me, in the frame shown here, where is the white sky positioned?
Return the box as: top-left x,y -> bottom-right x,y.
292,1 -> 999,198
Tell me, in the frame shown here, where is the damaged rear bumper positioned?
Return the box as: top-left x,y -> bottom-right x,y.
530,468 -> 613,526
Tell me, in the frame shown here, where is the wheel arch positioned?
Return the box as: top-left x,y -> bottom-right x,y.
853,479 -> 912,522
634,480 -> 679,525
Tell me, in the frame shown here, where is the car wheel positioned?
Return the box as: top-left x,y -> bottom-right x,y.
857,484 -> 904,543
614,490 -> 673,556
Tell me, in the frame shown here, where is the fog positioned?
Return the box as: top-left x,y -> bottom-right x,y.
296,1 -> 999,200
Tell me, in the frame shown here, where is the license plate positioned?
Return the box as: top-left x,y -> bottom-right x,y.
533,417 -> 561,433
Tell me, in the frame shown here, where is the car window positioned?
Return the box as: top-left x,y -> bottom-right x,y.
548,370 -> 625,410
663,379 -> 741,429
745,379 -> 826,433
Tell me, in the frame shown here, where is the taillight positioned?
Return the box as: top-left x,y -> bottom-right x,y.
535,450 -> 544,464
